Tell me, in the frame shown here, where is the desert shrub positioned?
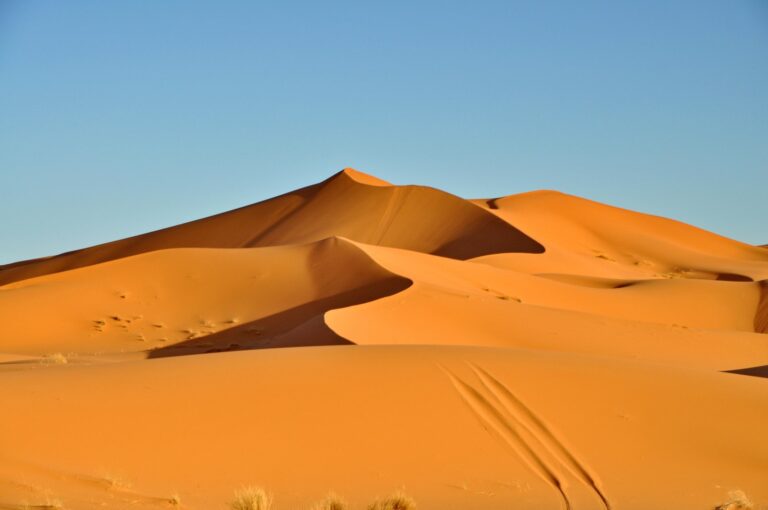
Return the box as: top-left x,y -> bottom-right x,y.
42,353 -> 68,365
230,486 -> 272,510
311,492 -> 347,510
367,491 -> 416,510
715,490 -> 753,510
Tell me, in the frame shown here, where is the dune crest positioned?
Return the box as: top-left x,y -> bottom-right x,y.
472,190 -> 768,282
340,167 -> 393,186
0,237 -> 410,356
0,169 -> 543,285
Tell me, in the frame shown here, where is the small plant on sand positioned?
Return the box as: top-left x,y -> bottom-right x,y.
367,491 -> 416,510
311,492 -> 347,510
100,472 -> 131,491
230,486 -> 272,510
41,353 -> 68,365
716,490 -> 753,510
168,494 -> 181,507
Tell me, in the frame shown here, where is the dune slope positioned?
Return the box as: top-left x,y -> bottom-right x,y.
327,242 -> 768,371
472,191 -> 768,281
0,237 -> 410,357
0,169 -> 542,285
1,346 -> 766,510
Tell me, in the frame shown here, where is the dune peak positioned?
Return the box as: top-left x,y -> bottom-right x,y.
336,167 -> 392,187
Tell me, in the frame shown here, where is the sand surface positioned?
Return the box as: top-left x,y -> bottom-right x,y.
1,169 -> 766,510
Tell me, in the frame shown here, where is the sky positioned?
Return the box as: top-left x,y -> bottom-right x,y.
1,0 -> 766,264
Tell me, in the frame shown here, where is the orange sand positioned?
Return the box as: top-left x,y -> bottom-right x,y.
1,169 -> 766,510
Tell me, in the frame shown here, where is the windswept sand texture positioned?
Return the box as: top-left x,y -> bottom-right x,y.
1,169 -> 767,510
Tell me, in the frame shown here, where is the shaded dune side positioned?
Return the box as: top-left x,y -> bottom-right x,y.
0,237 -> 411,356
147,278 -> 406,358
0,169 -> 542,286
725,284 -> 768,378
726,364 -> 768,379
148,238 -> 413,358
247,170 -> 544,260
756,280 -> 768,334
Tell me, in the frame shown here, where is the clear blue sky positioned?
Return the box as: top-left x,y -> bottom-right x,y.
1,1 -> 766,264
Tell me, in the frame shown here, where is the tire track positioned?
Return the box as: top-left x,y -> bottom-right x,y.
468,363 -> 610,509
442,364 -> 610,510
442,367 -> 572,509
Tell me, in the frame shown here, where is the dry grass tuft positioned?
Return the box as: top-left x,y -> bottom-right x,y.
41,353 -> 68,365
311,493 -> 347,510
367,491 -> 416,510
715,490 -> 753,510
230,486 -> 272,510
100,472 -> 131,491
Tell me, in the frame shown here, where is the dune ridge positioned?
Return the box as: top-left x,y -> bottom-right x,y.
0,237 -> 410,356
471,190 -> 768,283
0,169 -> 542,286
1,169 -> 766,510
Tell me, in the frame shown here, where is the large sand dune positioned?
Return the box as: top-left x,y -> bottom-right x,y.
1,169 -> 766,510
0,169 -> 541,286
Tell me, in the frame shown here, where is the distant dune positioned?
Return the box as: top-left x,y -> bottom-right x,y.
1,169 -> 766,510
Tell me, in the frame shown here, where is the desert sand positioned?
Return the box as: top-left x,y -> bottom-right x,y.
0,168 -> 766,510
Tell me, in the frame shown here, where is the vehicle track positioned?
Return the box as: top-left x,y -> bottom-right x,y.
443,363 -> 610,509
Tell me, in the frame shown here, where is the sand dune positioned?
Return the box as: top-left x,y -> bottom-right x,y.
327,242 -> 768,371
0,237 -> 409,356
1,169 -> 766,509
471,191 -> 768,282
0,169 -> 542,286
